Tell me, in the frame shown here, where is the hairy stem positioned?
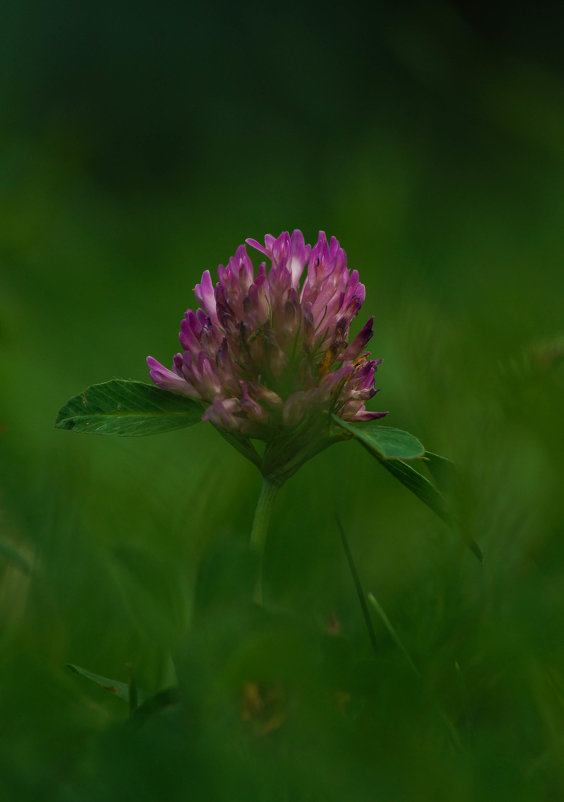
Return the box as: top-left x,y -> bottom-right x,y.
250,477 -> 280,604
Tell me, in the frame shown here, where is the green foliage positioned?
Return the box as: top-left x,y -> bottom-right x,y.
55,379 -> 202,436
333,416 -> 451,521
332,418 -> 425,460
67,663 -> 181,723
376,455 -> 449,519
67,663 -> 133,704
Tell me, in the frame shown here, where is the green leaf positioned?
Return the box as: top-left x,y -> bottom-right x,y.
332,417 -> 425,460
335,417 -> 482,561
376,457 -> 482,561
387,459 -> 483,561
68,664 -> 177,722
68,664 -> 132,703
378,457 -> 449,520
423,453 -> 482,561
131,687 -> 181,726
332,417 -> 445,517
55,380 -> 202,436
424,451 -> 457,494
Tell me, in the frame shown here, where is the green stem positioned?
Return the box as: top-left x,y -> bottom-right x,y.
250,477 -> 279,604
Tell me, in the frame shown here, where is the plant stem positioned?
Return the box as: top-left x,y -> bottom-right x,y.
250,477 -> 279,604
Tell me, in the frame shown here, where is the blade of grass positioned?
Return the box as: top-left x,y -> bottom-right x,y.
366,594 -> 462,752
335,514 -> 378,654
367,592 -> 419,676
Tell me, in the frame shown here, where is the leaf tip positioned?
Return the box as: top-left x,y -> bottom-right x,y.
54,407 -> 75,430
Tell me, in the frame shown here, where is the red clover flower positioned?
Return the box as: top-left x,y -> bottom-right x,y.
147,231 -> 386,463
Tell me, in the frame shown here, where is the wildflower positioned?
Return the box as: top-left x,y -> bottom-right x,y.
57,231 -> 449,605
147,231 -> 386,482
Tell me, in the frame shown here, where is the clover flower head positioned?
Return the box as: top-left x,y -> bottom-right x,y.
147,230 -> 386,478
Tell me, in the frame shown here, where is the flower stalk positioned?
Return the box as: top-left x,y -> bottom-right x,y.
250,477 -> 280,604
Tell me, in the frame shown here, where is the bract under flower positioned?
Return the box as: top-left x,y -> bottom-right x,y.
147,230 -> 387,475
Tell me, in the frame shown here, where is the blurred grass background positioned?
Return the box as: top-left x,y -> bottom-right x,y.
1,1 -> 564,799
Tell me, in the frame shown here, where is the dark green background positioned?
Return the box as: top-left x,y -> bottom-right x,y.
1,2 -> 564,799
